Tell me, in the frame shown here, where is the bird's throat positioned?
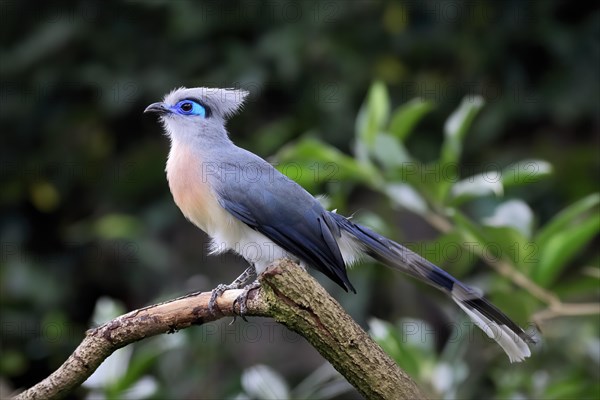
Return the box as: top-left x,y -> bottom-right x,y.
166,142 -> 223,233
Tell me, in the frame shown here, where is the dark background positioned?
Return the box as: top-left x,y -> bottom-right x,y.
1,1 -> 599,399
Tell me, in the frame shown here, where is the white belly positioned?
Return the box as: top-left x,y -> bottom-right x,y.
208,221 -> 295,273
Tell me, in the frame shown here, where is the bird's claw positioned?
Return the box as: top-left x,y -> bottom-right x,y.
209,265 -> 257,316
209,283 -> 234,314
232,281 -> 261,320
208,280 -> 260,321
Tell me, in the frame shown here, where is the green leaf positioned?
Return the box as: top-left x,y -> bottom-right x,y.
450,210 -> 489,256
368,318 -> 431,379
392,161 -> 429,191
554,274 -> 600,299
453,207 -> 538,271
440,96 -> 485,167
544,375 -> 590,400
482,200 -> 534,239
352,136 -> 371,165
449,173 -> 504,206
437,96 -> 485,202
535,193 -> 600,250
488,289 -> 535,326
533,215 -> 600,286
385,183 -> 428,215
372,133 -> 412,169
420,231 -> 477,276
389,98 -> 433,141
355,81 -> 390,150
481,226 -> 535,271
274,137 -> 382,192
501,159 -> 553,187
398,161 -> 453,206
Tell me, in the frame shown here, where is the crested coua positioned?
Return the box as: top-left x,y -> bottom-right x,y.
145,87 -> 536,362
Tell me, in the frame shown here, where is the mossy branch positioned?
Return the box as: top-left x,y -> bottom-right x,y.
12,260 -> 425,400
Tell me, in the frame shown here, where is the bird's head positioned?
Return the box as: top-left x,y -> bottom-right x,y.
144,87 -> 248,142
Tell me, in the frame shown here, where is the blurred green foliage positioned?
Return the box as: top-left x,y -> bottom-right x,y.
293,82 -> 598,399
1,1 -> 599,399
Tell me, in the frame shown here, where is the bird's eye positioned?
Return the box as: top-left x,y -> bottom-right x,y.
175,99 -> 207,117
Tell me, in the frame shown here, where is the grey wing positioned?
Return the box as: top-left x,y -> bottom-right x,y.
214,161 -> 355,292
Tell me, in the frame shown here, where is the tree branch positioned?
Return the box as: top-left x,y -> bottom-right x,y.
532,302 -> 600,326
12,259 -> 425,400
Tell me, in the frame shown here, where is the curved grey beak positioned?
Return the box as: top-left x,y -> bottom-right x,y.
144,102 -> 169,115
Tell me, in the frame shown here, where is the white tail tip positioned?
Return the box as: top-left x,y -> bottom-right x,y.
454,299 -> 532,362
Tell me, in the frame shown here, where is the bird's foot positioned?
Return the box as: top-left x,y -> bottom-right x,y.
208,283 -> 238,314
232,280 -> 261,321
208,266 -> 256,315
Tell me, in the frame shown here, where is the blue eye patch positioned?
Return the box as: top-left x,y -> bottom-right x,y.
173,99 -> 208,117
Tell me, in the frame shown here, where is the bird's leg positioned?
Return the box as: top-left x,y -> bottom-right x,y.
232,280 -> 261,321
209,265 -> 256,314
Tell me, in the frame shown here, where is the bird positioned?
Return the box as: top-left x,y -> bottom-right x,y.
145,86 -> 536,362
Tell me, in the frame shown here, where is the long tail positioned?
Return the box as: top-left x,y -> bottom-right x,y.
330,212 -> 537,362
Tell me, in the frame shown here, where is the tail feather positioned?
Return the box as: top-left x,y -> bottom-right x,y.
453,298 -> 531,362
329,212 -> 536,362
